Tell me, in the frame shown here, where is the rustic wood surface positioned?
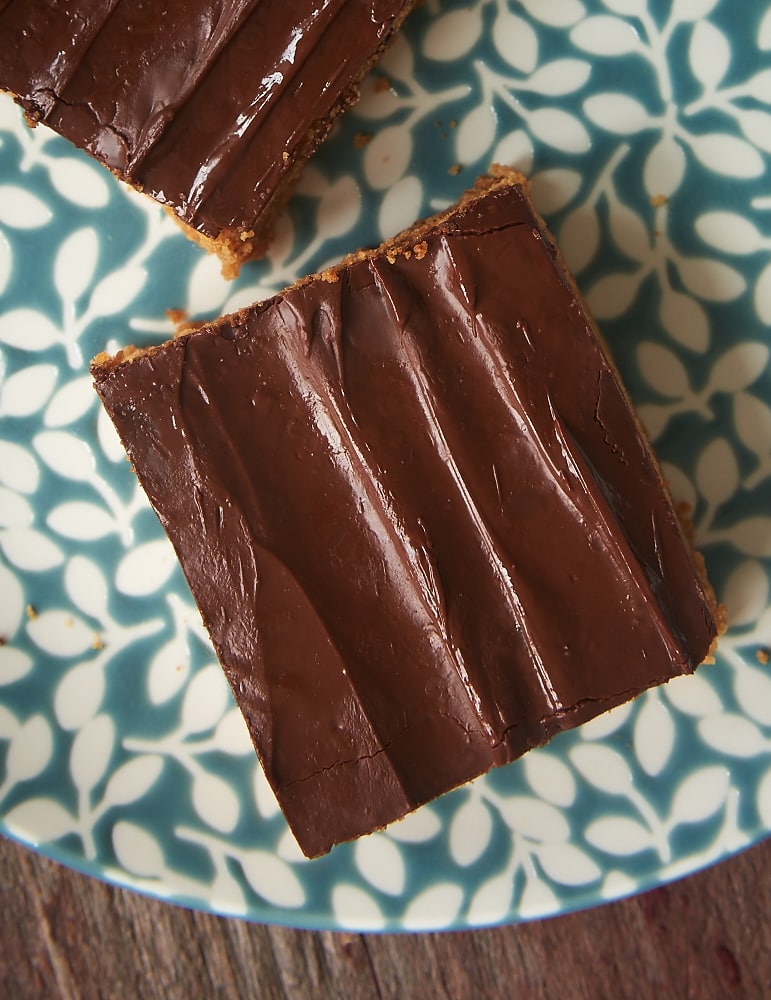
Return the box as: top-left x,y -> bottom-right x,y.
1,834 -> 770,999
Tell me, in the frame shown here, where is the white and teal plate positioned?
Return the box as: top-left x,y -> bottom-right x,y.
1,0 -> 771,930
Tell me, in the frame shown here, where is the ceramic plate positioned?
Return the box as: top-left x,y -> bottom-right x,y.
1,0 -> 770,932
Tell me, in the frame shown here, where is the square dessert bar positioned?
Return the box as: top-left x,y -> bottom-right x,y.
0,0 -> 414,276
93,168 -> 719,857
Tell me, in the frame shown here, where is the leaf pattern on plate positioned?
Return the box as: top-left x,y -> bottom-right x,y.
0,0 -> 770,931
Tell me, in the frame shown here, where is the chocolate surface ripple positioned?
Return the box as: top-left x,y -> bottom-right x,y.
93,176 -> 718,857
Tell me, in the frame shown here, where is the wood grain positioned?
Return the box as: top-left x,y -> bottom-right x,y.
2,833 -> 770,1000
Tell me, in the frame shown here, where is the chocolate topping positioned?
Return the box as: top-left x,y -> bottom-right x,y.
93,174 -> 718,857
0,0 -> 411,254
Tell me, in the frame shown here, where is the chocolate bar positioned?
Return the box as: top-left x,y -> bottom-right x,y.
0,0 -> 414,276
92,169 -> 719,857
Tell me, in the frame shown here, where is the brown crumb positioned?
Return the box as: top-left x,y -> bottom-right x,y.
26,605 -> 38,620
413,241 -> 428,260
0,636 -> 5,646
374,75 -> 390,93
167,309 -> 201,337
650,194 -> 667,207
449,120 -> 457,128
92,635 -> 105,651
354,131 -> 373,148
757,649 -> 770,665
282,151 -> 290,163
386,248 -> 399,264
448,163 -> 462,176
105,345 -> 144,368
240,228 -> 255,242
321,269 -> 340,283
166,308 -> 188,328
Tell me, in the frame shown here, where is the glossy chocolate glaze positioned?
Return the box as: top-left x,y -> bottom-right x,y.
0,0 -> 409,244
93,177 -> 717,857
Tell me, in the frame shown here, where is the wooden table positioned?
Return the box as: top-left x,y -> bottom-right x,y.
2,833 -> 769,999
